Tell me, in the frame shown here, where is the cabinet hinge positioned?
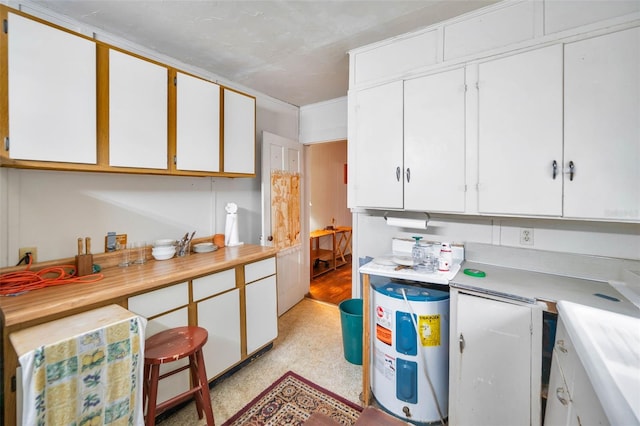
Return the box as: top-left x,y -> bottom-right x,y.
4,136 -> 9,151
3,19 -> 7,34
475,81 -> 480,90
11,375 -> 16,392
173,155 -> 177,165
530,323 -> 533,335
174,76 -> 177,86
464,84 -> 468,92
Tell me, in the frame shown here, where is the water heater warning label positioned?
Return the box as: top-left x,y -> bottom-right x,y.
419,314 -> 440,347
375,304 -> 392,346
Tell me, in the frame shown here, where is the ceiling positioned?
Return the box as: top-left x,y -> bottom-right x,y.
24,0 -> 497,107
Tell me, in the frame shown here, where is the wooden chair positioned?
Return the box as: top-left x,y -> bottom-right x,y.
143,326 -> 215,425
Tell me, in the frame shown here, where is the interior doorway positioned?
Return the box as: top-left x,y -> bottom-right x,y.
306,140 -> 352,305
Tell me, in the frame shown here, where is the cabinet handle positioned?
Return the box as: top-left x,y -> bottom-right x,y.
568,161 -> 575,181
556,387 -> 569,406
552,160 -> 558,180
396,166 -> 401,182
406,168 -> 411,183
459,333 -> 465,353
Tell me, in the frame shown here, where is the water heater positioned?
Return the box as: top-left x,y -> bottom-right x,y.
371,281 -> 449,424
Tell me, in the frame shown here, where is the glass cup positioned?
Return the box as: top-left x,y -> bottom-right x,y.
133,241 -> 147,264
177,241 -> 191,257
118,243 -> 131,267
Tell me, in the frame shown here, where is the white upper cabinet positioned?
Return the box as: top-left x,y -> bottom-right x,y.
353,81 -> 404,209
353,69 -> 467,212
404,68 -> 466,213
109,49 -> 168,169
563,27 -> 640,221
8,13 -> 96,164
477,45 -> 564,216
176,72 -> 221,172
223,89 -> 256,175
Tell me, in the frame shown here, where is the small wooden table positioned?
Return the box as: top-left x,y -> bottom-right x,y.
310,229 -> 336,280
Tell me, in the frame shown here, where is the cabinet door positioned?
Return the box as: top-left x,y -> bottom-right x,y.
404,68 -> 466,212
197,289 -> 241,380
451,292 -> 539,425
477,45 -> 563,216
176,72 -> 221,172
353,81 -> 404,209
545,350 -> 573,426
141,307 -> 190,407
245,275 -> 278,354
8,13 -> 96,164
109,49 -> 168,169
223,89 -> 256,174
564,27 -> 640,221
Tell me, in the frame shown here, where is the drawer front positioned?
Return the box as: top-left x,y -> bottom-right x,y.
244,257 -> 276,283
192,269 -> 236,301
128,282 -> 188,318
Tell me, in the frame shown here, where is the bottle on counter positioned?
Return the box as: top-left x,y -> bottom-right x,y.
438,242 -> 452,272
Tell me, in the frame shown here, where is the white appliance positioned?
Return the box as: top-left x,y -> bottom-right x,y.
360,238 -> 464,424
371,281 -> 450,424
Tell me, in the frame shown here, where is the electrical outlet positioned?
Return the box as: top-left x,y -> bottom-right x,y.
19,247 -> 38,263
520,228 -> 534,246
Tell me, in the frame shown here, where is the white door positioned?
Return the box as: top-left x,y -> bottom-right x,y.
262,131 -> 306,315
404,67 -> 466,212
353,81 -> 404,209
452,292 -> 539,425
477,44 -> 563,216
563,27 -> 640,221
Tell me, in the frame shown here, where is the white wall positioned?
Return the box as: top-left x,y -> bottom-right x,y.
354,212 -> 640,262
299,97 -> 347,144
0,8 -> 299,267
308,141 -> 350,233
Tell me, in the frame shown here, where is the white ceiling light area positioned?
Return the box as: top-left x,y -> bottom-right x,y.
19,1 -> 497,106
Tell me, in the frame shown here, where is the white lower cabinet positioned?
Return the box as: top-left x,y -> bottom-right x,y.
449,289 -> 542,425
193,268 -> 240,379
197,289 -> 241,379
128,283 -> 190,407
125,257 -> 277,407
246,275 -> 278,354
544,318 -> 609,426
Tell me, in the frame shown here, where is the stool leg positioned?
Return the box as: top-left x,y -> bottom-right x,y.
146,365 -> 160,426
195,348 -> 215,425
143,363 -> 151,412
189,353 -> 204,419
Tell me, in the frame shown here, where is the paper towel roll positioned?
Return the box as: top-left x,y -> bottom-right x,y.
385,216 -> 428,229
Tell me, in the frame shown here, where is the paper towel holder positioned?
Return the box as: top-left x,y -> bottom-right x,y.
384,212 -> 430,229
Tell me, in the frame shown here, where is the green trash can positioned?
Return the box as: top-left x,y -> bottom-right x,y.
339,298 -> 363,365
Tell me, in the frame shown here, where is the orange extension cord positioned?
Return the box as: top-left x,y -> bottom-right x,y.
0,255 -> 104,296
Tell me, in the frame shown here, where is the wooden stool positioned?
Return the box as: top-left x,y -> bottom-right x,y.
143,326 -> 215,426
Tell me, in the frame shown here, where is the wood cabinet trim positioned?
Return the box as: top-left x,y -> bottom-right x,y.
0,4 -> 256,178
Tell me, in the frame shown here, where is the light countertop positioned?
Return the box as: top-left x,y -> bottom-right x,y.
557,300 -> 640,425
452,260 -> 640,317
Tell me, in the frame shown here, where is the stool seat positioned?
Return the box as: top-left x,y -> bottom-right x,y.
145,326 -> 208,364
143,326 -> 215,425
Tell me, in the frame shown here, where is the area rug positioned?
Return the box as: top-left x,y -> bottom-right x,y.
222,371 -> 362,426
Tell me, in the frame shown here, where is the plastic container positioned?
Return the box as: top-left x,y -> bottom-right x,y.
339,298 -> 363,365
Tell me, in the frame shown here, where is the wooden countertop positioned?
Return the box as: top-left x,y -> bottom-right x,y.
0,244 -> 276,329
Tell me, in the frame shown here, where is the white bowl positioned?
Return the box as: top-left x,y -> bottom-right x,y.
152,252 -> 175,261
152,246 -> 176,256
154,239 -> 176,247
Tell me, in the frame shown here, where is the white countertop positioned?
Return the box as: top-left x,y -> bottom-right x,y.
557,301 -> 640,425
359,260 -> 460,285
451,260 -> 640,317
